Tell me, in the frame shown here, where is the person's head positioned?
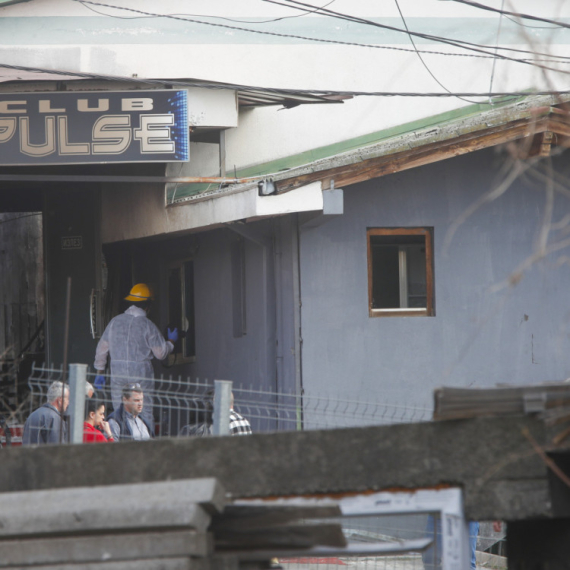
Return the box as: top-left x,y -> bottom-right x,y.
122,383 -> 144,417
124,283 -> 153,313
85,382 -> 94,398
84,397 -> 105,427
47,381 -> 69,413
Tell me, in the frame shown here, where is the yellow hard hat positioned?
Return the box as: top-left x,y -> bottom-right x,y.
124,283 -> 154,302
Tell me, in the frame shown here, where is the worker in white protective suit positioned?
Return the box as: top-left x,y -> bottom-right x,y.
93,283 -> 178,427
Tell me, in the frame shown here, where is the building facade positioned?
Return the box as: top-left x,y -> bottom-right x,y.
1,0 -> 570,419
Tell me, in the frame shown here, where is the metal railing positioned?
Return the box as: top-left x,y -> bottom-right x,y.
23,363 -> 432,443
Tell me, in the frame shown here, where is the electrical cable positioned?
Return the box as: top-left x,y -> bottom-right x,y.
393,0 -> 479,104
73,0 -> 570,72
503,14 -> 564,30
269,0 -> 570,73
2,60 -> 570,99
488,0 -> 505,103
73,0 -> 570,66
447,0 -> 570,31
269,0 -> 570,66
79,0 -> 338,24
70,0 -> 492,62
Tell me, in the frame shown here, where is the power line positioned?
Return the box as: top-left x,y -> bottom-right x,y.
74,0 -> 570,72
1,61 -> 570,99
268,0 -> 570,74
79,0 -> 338,24
448,0 -> 570,31
393,0 -> 479,104
488,0 -> 506,102
503,14 -> 565,30
70,0 -> 491,62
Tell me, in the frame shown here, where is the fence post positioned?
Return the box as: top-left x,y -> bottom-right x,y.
213,380 -> 232,436
68,363 -> 87,444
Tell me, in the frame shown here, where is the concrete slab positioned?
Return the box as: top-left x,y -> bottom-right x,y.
0,478 -> 224,537
0,530 -> 208,566
0,417 -> 558,521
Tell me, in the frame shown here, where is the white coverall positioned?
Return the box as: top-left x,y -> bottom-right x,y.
94,305 -> 174,425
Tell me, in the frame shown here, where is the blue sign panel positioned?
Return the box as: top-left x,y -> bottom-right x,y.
0,90 -> 189,165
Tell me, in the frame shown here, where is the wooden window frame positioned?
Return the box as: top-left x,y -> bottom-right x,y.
367,227 -> 435,318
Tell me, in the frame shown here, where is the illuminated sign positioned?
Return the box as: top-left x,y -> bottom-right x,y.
0,90 -> 189,165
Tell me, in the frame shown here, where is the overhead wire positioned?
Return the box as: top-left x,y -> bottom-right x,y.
75,0 -> 569,64
79,0 -> 338,24
266,0 -> 570,73
488,0 -> 506,103
503,14 -> 565,30
73,0 -> 570,73
447,0 -> 570,31
393,0 -> 480,104
70,0 -> 491,62
270,0 -> 570,64
2,61 -> 570,99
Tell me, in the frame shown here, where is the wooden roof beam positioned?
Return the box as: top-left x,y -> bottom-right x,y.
274,117 -> 551,194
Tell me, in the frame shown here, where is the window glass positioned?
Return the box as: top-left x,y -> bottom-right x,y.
368,229 -> 434,317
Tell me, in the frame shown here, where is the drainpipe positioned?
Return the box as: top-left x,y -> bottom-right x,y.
292,215 -> 303,430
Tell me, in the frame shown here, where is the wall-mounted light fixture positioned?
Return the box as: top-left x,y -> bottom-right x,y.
258,178 -> 276,196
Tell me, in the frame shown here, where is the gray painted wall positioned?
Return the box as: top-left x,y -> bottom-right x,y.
189,226 -> 276,389
100,145 -> 570,421
299,147 -> 570,410
122,219 -> 298,399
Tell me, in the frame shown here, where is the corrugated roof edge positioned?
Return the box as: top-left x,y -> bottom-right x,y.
169,92 -> 570,206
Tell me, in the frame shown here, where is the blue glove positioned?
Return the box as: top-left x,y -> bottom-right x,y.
167,327 -> 179,342
94,374 -> 106,390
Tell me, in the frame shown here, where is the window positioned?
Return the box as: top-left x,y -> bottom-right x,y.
367,228 -> 434,317
166,259 -> 196,360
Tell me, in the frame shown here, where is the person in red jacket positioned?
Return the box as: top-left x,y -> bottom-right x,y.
83,397 -> 114,443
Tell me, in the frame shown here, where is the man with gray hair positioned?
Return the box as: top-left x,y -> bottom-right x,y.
22,381 -> 69,445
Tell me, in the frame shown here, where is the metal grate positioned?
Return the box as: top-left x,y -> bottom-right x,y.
25,363 -> 431,440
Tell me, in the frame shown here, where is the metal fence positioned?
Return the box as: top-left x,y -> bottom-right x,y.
23,363 -> 432,440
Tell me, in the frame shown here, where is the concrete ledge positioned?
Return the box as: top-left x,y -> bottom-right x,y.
0,530 -> 208,567
0,416 -> 555,521
0,479 -> 223,537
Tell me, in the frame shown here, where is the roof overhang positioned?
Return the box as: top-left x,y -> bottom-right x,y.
170,93 -> 570,206
0,70 -> 349,110
274,95 -> 570,194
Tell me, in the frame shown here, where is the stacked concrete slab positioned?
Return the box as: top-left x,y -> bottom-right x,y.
0,478 -> 224,569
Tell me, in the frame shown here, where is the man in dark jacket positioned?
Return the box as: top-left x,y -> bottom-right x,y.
22,381 -> 69,445
107,383 -> 154,441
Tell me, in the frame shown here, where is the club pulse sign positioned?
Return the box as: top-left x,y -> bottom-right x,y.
0,90 -> 189,165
